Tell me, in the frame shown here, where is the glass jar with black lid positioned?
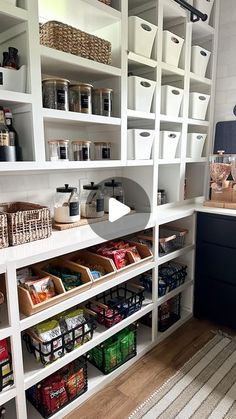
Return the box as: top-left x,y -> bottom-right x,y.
54,184 -> 80,223
80,182 -> 104,218
42,78 -> 70,111
103,179 -> 124,212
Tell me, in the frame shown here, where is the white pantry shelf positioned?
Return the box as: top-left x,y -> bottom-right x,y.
190,72 -> 212,86
26,324 -> 153,419
38,0 -> 121,33
20,260 -> 155,332
192,21 -> 215,41
0,160 -> 124,173
158,244 -> 195,265
128,51 -> 157,70
187,118 -> 210,127
127,109 -> 155,120
0,90 -> 32,106
160,115 -> 184,124
0,304 -> 11,340
23,301 -> 153,390
0,1 -> 28,33
42,108 -> 121,126
40,45 -> 122,81
185,157 -> 207,163
0,386 -> 16,406
158,158 -> 181,165
157,279 -> 194,306
126,160 -> 154,167
157,203 -> 196,225
161,62 -> 185,77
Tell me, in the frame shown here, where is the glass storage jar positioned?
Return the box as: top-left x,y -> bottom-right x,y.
72,140 -> 91,161
42,78 -> 70,111
157,189 -> 166,205
103,179 -> 125,212
209,151 -> 232,193
48,139 -> 69,161
69,83 -> 93,114
54,184 -> 80,223
92,88 -> 113,117
94,141 -> 112,160
80,182 -> 104,218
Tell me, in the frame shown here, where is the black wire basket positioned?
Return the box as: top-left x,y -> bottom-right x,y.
26,357 -> 87,418
86,284 -> 145,328
158,294 -> 181,332
89,324 -> 137,374
24,314 -> 96,366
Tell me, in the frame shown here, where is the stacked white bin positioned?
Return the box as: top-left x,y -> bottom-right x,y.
0,65 -> 26,92
161,85 -> 184,117
187,133 -> 207,158
159,131 -> 181,159
128,76 -> 156,112
127,129 -> 155,160
191,46 -> 211,77
189,92 -> 210,120
128,16 -> 158,58
193,0 -> 215,25
162,31 -> 184,67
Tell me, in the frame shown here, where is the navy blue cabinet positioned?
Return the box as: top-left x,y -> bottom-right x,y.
194,212 -> 236,329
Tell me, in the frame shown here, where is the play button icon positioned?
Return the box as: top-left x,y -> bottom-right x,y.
108,198 -> 131,222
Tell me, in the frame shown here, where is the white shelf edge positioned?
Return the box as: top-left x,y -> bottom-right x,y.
40,45 -> 122,77
185,157 -> 207,163
190,72 -> 212,86
160,115 -> 184,123
158,244 -> 195,265
23,302 -> 154,389
128,51 -> 157,68
156,203 -> 196,225
126,160 -> 154,167
187,118 -> 210,126
127,109 -> 155,120
0,263 -> 6,274
157,279 -> 194,306
161,62 -> 185,77
0,1 -> 28,21
158,158 -> 181,165
20,260 -> 155,331
0,326 -> 12,341
0,386 -> 16,406
80,0 -> 121,21
0,90 -> 32,104
42,108 -> 121,126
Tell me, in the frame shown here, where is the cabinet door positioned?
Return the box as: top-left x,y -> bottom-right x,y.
197,212 -> 236,248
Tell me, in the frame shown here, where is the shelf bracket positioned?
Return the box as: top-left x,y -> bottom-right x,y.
173,0 -> 208,22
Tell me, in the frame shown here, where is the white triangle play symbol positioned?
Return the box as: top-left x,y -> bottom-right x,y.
108,198 -> 131,222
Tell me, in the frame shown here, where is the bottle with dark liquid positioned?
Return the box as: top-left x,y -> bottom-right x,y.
0,107 -> 10,147
4,108 -> 22,160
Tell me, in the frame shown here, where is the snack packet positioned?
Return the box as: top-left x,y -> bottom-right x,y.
33,320 -> 62,364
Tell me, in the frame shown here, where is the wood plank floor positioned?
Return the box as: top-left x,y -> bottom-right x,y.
66,318 -> 221,419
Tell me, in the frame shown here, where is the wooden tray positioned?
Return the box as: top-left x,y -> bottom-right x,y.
204,200 -> 236,209
64,250 -> 116,285
53,210 -> 136,231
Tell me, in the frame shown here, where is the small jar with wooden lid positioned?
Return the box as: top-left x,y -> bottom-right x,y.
94,141 -> 112,160
69,83 -> 93,114
72,140 -> 91,161
48,139 -> 69,161
92,88 -> 113,117
42,78 -> 70,111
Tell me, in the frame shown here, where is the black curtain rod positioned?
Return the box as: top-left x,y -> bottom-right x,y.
173,0 -> 208,22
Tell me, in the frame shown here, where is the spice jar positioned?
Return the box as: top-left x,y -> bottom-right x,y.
92,88 -> 113,117
42,78 -> 70,111
157,189 -> 166,205
94,141 -> 111,160
54,184 -> 80,223
48,139 -> 69,161
69,83 -> 93,114
72,140 -> 91,161
80,182 -> 104,218
103,179 -> 125,212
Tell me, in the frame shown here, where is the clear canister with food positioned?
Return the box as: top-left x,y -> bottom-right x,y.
69,83 -> 93,114
92,88 -> 113,117
42,78 -> 70,111
72,140 -> 91,161
80,182 -> 104,218
48,139 -> 69,161
94,141 -> 112,160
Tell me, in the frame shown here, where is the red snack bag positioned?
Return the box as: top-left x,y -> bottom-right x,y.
66,368 -> 85,399
126,246 -> 141,262
0,339 -> 9,362
112,249 -> 128,269
41,378 -> 68,414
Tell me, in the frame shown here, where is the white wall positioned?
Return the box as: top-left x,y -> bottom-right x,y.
214,0 -> 236,122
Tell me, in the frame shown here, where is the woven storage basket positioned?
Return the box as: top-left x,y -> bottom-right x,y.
40,20 -> 111,65
0,213 -> 9,249
0,202 -> 52,246
98,0 -> 111,5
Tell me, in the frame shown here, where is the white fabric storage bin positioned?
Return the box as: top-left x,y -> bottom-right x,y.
191,46 -> 211,77
0,65 -> 26,93
187,133 -> 207,158
159,131 -> 181,159
161,85 -> 184,117
162,31 -> 184,67
127,129 -> 155,160
189,92 -> 210,120
193,0 -> 214,25
128,16 -> 157,58
128,76 -> 156,112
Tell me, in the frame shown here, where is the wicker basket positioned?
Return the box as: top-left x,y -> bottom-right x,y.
0,213 -> 9,249
0,202 -> 52,247
40,20 -> 111,65
98,0 -> 111,5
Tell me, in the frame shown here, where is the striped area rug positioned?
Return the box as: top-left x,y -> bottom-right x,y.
129,334 -> 236,419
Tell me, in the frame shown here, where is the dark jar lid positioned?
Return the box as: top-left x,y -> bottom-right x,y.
104,179 -> 122,187
158,189 -> 166,194
83,182 -> 99,190
56,184 -> 77,193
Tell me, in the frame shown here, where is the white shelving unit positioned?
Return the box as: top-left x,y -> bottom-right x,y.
0,0 -> 219,417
